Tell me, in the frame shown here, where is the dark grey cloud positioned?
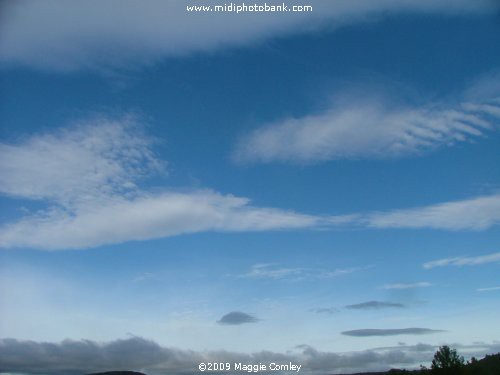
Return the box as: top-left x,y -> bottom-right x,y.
345,301 -> 405,310
0,337 -> 424,375
1,337 -> 499,375
342,328 -> 445,337
411,343 -> 436,352
309,307 -> 339,315
217,311 -> 259,325
0,337 -> 178,374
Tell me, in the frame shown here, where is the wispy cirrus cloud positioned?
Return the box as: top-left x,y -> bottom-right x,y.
0,0 -> 496,72
239,264 -> 305,280
238,264 -> 371,281
1,118 -> 499,251
234,96 -> 500,164
311,301 -> 404,316
0,190 -> 324,250
363,194 -> 500,231
319,265 -> 374,278
383,282 -> 432,290
476,286 -> 500,292
4,189 -> 499,250
423,252 -> 500,269
0,119 -> 330,250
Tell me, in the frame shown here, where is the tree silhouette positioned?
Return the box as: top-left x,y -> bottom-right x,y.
431,345 -> 465,374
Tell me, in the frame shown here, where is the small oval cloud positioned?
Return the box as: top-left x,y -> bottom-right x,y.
217,311 -> 260,325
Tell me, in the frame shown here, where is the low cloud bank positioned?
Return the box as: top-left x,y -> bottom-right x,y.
1,337 -> 499,375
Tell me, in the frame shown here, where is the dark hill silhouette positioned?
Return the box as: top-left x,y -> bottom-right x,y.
337,371 -> 419,374
336,352 -> 500,374
85,354 -> 500,375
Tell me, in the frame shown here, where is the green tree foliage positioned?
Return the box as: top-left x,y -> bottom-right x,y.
431,345 -> 465,374
464,353 -> 500,375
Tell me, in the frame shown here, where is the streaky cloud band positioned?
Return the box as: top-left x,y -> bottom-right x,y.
342,328 -> 445,337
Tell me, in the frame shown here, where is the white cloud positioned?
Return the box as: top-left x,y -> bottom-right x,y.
320,266 -> 373,278
1,119 -> 499,251
0,189 -> 325,250
423,252 -> 500,269
240,264 -> 305,279
463,70 -> 500,102
0,0 -> 496,71
238,264 -> 370,281
0,118 -> 328,250
383,282 -> 432,290
477,286 -> 500,292
0,115 -> 161,206
234,96 -> 500,163
364,194 -> 500,231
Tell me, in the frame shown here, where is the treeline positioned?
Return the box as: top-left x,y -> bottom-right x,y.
376,346 -> 500,375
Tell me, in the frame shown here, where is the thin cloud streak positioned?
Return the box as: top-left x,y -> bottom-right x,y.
2,190 -> 499,250
364,194 -> 500,231
238,264 -> 371,281
383,282 -> 432,290
345,301 -> 405,310
309,307 -> 340,315
423,252 -> 500,269
0,190 -> 323,250
319,265 -> 374,278
342,328 -> 445,337
476,286 -> 500,292
239,264 -> 304,280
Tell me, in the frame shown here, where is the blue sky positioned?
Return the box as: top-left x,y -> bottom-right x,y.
0,1 -> 500,374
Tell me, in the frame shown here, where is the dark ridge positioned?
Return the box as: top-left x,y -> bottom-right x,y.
336,372 -> 419,375
86,354 -> 500,375
336,352 -> 500,374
